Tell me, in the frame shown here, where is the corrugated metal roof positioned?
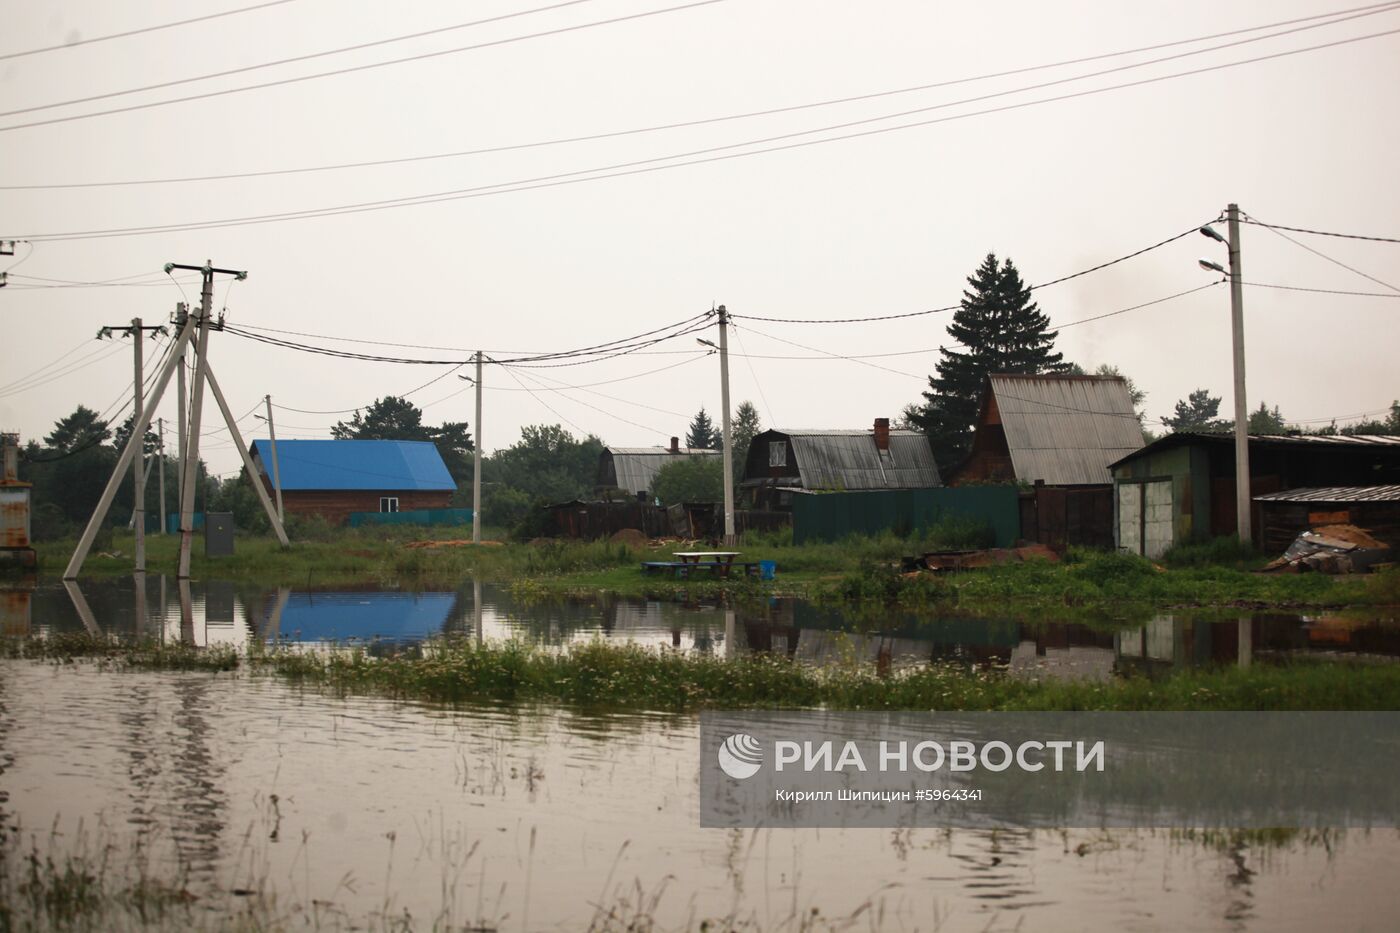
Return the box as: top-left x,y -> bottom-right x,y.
250,439 -> 455,491
602,446 -> 720,496
1253,485 -> 1400,503
777,429 -> 941,490
1109,432 -> 1400,469
990,374 -> 1145,485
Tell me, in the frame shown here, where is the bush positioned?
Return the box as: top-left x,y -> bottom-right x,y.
1064,549 -> 1155,587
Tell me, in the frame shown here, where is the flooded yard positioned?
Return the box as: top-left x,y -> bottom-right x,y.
2,576 -> 1400,930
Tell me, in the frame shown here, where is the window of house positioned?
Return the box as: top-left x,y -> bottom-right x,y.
379,497 -> 400,513
769,441 -> 787,468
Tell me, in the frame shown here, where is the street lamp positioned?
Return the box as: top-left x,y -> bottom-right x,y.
1198,205 -> 1251,544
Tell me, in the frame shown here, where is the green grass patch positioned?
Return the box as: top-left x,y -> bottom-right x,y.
10,634 -> 1400,712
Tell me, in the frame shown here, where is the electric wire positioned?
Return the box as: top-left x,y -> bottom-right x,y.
1242,281 -> 1400,298
1242,211 -> 1400,294
495,360 -> 588,436
0,334 -> 93,394
1238,219 -> 1400,244
16,23 -> 1400,241
7,0 -> 1393,189
0,0 -> 301,62
1056,282 -> 1224,330
0,0 -> 727,131
505,364 -> 666,434
729,324 -> 777,427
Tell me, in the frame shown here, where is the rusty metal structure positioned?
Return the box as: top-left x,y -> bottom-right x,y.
1,433 -> 37,570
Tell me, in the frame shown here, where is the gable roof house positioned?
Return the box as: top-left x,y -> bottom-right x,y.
596,437 -> 721,498
250,439 -> 456,525
740,419 -> 941,510
948,374 -> 1146,487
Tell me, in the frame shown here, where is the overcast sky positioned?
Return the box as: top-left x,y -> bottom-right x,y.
3,0 -> 1398,479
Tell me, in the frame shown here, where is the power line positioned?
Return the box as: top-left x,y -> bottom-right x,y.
495,361 -> 588,436
7,0 -> 1393,189
0,0 -> 301,62
505,364 -> 666,435
734,323 -> 924,380
1238,219 -> 1400,244
0,0 -> 726,132
16,24 -> 1400,242
1056,282 -> 1224,329
1242,281 -> 1400,298
1242,211 -> 1400,294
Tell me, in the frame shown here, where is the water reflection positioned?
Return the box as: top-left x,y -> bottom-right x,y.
11,576 -> 1400,682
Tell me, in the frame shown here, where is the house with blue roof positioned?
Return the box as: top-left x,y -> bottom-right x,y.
250,439 -> 457,525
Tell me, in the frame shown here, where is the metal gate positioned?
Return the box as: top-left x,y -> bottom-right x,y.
1117,481 -> 1173,558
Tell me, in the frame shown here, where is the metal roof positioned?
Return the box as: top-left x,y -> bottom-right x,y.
250,439 -> 455,491
1109,432 -> 1400,469
989,374 -> 1145,485
1253,485 -> 1400,503
767,429 -> 941,490
601,446 -> 720,496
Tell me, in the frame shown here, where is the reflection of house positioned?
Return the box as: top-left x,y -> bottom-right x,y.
948,375 -> 1145,551
1109,434 -> 1400,556
250,439 -> 455,525
741,419 -> 941,510
596,437 -> 720,498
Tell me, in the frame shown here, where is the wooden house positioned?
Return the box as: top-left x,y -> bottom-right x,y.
596,436 -> 720,498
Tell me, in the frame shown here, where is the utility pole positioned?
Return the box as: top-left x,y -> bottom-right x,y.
717,305 -> 735,545
263,395 -> 284,525
132,317 -> 146,571
175,302 -> 188,511
1226,204 -> 1251,545
157,418 -> 167,535
175,268 -> 216,580
473,351 -> 483,545
96,318 -> 164,567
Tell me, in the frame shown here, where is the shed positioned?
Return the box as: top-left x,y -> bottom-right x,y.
1,432 -> 36,568
1253,486 -> 1400,554
740,419 -> 941,510
1109,433 -> 1400,557
250,439 -> 456,525
596,436 -> 720,498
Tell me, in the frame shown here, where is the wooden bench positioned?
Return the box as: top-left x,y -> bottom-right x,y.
640,560 -> 763,579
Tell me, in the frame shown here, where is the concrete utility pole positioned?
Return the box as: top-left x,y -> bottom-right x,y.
175,268 -> 216,580
473,351 -> 483,545
64,313 -> 200,579
175,303 -> 188,510
132,317 -> 146,571
263,395 -> 284,525
157,418 -> 166,535
1226,204 -> 1251,545
717,305 -> 736,545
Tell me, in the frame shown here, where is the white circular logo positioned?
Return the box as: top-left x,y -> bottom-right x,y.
718,733 -> 763,780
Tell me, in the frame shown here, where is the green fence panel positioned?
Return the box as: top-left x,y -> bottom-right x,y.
347,508 -> 473,528
791,487 -> 1020,547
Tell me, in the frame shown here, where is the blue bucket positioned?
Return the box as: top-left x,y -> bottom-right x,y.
759,560 -> 776,580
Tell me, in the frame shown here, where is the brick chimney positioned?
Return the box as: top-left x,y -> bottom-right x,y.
670,436 -> 680,454
873,418 -> 890,451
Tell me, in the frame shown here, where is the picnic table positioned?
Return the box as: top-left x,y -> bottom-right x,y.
640,551 -> 760,579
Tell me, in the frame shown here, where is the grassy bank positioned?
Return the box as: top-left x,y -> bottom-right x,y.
33,528 -> 1399,611
10,633 -> 1400,712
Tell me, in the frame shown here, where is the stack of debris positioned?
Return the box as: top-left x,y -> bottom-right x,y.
902,543 -> 1059,573
1263,524 -> 1392,574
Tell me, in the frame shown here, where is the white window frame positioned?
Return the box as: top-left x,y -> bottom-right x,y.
768,441 -> 788,468
379,496 -> 400,513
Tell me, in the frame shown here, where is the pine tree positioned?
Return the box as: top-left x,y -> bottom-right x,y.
914,253 -> 1065,466
1163,388 -> 1228,433
686,407 -> 718,450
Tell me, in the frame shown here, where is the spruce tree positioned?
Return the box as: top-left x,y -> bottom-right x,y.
685,407 -> 719,450
914,253 -> 1065,467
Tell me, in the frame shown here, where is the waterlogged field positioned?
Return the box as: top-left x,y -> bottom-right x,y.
3,574 -> 1399,930
3,662 -> 1400,933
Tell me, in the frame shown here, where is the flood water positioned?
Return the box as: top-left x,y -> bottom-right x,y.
3,576 -> 1400,930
